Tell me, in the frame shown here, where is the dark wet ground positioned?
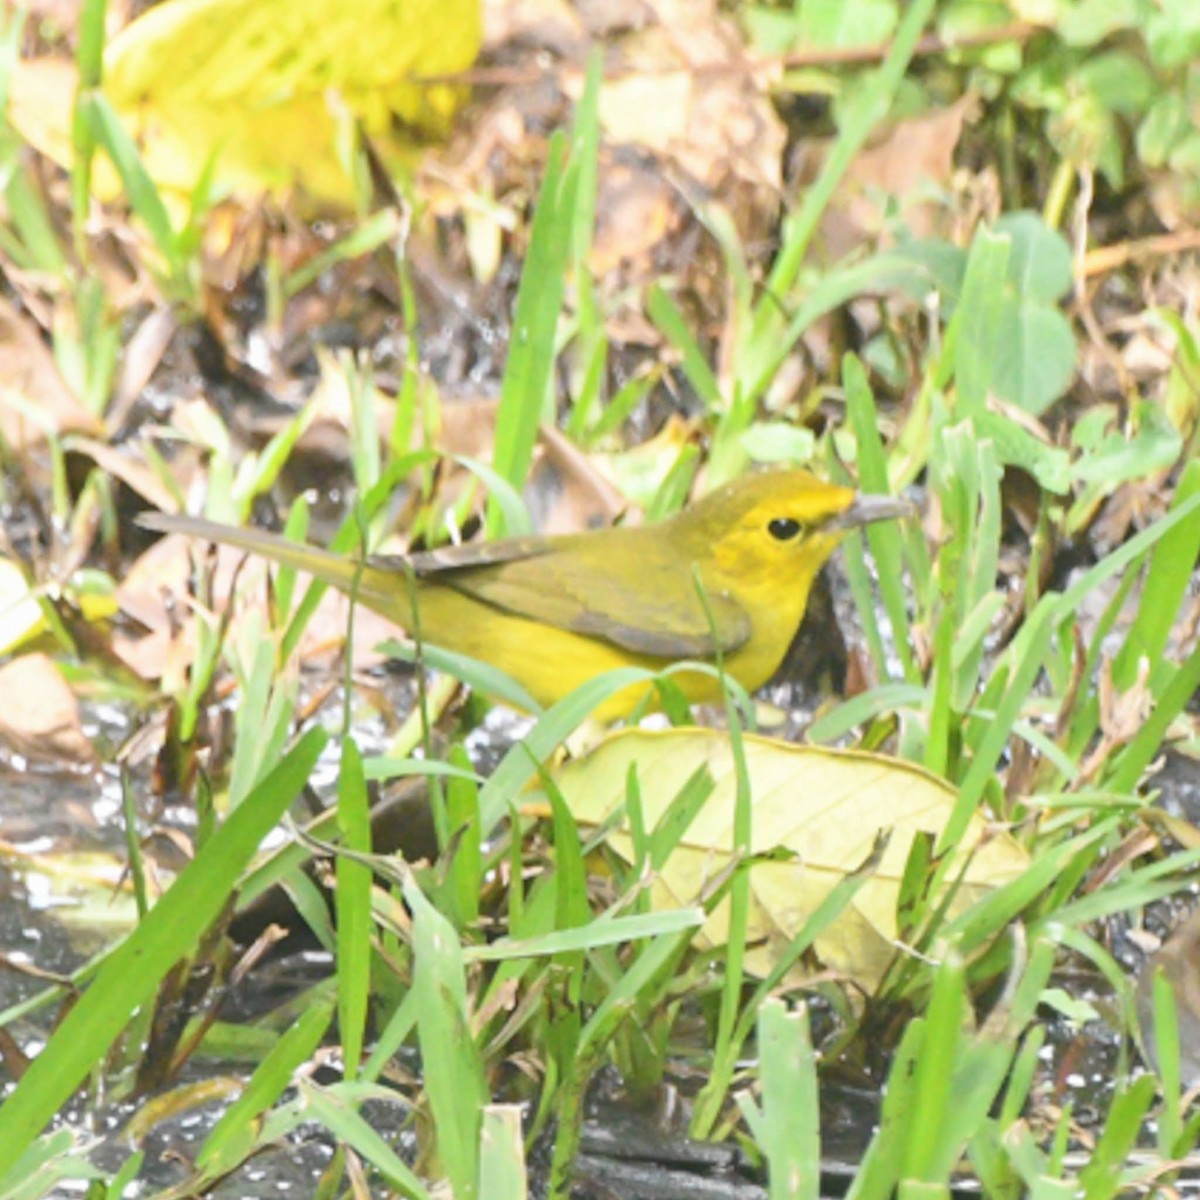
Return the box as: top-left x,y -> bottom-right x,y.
6,751 -> 1200,1195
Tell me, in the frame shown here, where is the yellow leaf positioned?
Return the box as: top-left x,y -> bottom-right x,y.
9,0 -> 481,205
0,557 -> 45,656
545,727 -> 1030,989
0,557 -> 119,657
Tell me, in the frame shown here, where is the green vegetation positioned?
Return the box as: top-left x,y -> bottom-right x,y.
1,0 -> 1199,1196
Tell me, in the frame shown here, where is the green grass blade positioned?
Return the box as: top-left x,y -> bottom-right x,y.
842,355 -> 917,681
195,999 -> 334,1175
478,1106 -> 528,1200
743,1000 -> 819,1200
0,727 -> 329,1173
406,874 -> 488,1198
336,737 -> 372,1079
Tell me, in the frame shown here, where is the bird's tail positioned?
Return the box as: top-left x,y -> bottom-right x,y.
136,511 -> 407,621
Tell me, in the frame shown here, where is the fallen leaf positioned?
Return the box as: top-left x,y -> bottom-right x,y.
588,161 -> 679,278
0,297 -> 104,453
64,436 -> 182,514
10,0 -> 482,206
0,556 -> 120,658
114,533 -> 403,683
798,95 -> 977,260
544,727 -> 1030,988
482,0 -> 584,54
596,0 -> 784,201
449,0 -> 785,299
0,653 -> 96,765
0,557 -> 45,657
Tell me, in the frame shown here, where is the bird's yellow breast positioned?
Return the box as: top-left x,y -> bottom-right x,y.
412,585 -> 738,721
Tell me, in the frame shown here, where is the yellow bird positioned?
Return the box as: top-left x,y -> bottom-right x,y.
138,470 -> 911,720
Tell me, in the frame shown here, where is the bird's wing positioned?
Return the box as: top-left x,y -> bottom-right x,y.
389,534 -> 751,659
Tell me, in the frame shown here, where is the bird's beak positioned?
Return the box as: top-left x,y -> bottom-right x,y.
829,493 -> 916,531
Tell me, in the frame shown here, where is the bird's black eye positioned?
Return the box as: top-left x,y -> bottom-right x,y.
768,517 -> 803,541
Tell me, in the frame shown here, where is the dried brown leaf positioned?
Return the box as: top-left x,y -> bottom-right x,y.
0,652 -> 95,764
0,298 -> 104,453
